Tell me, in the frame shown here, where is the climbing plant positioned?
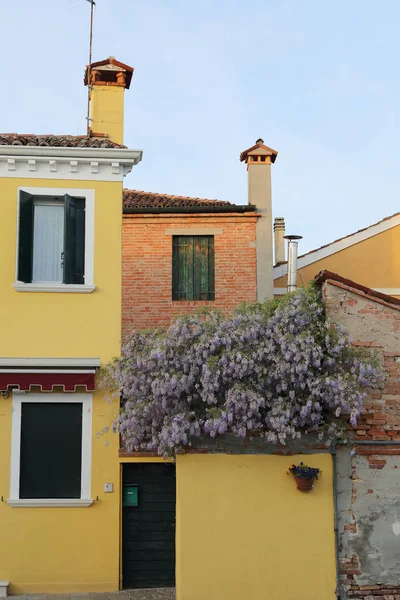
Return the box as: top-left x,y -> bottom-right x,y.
103,285 -> 381,456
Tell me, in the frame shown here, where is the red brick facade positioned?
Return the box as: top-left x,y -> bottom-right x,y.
122,212 -> 258,338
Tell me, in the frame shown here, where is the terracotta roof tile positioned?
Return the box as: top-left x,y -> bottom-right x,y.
123,189 -> 233,209
314,270 -> 400,307
0,134 -> 125,149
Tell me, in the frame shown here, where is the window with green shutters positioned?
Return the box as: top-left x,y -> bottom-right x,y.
20,403 -> 83,499
17,192 -> 85,285
172,236 -> 215,301
9,393 -> 93,504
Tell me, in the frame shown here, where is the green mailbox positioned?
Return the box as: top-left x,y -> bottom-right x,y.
123,484 -> 139,507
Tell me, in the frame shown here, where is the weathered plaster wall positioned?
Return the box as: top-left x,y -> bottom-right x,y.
337,448 -> 400,594
323,283 -> 400,354
323,281 -> 400,599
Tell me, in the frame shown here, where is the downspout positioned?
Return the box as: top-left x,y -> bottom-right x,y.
332,444 -> 341,600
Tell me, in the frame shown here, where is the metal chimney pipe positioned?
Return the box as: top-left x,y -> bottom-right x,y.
284,235 -> 302,292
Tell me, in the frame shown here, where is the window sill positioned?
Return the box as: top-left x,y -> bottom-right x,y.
12,283 -> 96,294
7,498 -> 93,508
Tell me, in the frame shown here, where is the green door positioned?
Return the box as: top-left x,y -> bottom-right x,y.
122,463 -> 176,589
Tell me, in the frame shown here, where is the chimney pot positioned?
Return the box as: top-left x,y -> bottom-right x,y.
274,217 -> 286,265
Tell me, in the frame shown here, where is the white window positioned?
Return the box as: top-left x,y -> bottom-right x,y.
13,187 -> 95,293
32,200 -> 65,283
8,393 -> 93,507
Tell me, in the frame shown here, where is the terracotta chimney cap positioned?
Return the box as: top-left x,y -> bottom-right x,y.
240,138 -> 278,163
84,56 -> 134,89
273,217 -> 285,231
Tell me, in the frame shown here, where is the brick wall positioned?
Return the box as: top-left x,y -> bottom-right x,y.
323,281 -> 400,599
122,212 -> 258,338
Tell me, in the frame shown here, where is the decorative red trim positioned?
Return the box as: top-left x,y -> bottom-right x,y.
0,372 -> 95,392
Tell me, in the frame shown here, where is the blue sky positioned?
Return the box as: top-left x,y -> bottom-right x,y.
2,0 -> 399,253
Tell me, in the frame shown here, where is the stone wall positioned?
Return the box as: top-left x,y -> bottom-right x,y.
323,280 -> 400,599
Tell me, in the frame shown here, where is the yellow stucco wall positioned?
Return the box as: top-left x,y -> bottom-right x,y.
90,86 -> 125,145
0,176 -> 123,593
274,226 -> 400,293
0,177 -> 122,362
176,453 -> 336,600
0,390 -> 121,594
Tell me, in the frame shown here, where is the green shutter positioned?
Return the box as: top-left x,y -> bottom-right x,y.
64,194 -> 85,284
17,191 -> 34,283
172,236 -> 214,301
207,236 -> 215,300
172,236 -> 194,300
20,403 -> 82,499
194,236 -> 214,300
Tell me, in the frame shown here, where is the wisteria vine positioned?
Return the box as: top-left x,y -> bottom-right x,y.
103,286 -> 381,456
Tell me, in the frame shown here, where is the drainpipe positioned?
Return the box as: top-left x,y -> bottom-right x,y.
284,235 -> 302,292
332,445 -> 341,600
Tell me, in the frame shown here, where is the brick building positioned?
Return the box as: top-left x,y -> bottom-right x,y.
316,271 -> 400,600
122,139 -> 279,338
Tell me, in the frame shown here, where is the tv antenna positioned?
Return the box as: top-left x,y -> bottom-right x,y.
86,0 -> 96,135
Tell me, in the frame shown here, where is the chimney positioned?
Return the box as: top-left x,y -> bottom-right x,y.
84,56 -> 134,145
240,138 -> 278,301
284,235 -> 302,292
273,217 -> 285,265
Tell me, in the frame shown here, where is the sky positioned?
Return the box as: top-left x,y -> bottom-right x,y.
2,0 -> 400,253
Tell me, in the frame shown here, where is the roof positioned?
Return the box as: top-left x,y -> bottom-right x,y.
123,189 -> 231,209
0,134 -> 125,149
123,189 -> 256,214
274,211 -> 400,279
314,270 -> 400,308
240,138 -> 278,163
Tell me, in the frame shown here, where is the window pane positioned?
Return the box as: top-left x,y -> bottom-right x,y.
20,403 -> 83,499
32,204 -> 64,282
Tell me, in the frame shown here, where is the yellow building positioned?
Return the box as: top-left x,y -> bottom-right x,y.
274,213 -> 400,296
0,57 -> 142,594
0,54 -> 338,600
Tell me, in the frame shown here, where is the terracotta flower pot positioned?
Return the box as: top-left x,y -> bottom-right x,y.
295,476 -> 315,491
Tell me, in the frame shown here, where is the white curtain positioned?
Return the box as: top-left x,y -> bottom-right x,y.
32,204 -> 64,283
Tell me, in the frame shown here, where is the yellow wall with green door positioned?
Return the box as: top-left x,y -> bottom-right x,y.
176,453 -> 336,600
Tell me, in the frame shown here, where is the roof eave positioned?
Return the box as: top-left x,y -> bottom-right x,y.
123,205 -> 257,215
0,145 -> 143,164
315,270 -> 400,308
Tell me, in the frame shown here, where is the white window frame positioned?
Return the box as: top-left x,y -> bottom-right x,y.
8,392 -> 93,507
13,186 -> 95,294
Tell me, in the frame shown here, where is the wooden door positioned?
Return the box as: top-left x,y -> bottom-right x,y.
122,463 -> 176,589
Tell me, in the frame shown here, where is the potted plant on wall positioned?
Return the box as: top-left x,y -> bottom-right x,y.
288,462 -> 321,491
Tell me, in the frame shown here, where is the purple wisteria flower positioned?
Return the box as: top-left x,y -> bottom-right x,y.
103,286 -> 382,457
